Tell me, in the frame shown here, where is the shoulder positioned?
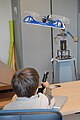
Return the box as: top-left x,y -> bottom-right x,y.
37,93 -> 50,108
3,101 -> 15,110
38,93 -> 49,101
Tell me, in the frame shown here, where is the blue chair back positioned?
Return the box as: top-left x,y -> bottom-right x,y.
0,109 -> 62,120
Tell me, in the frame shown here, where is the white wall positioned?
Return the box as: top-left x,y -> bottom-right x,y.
20,0 -> 52,83
0,0 -> 12,64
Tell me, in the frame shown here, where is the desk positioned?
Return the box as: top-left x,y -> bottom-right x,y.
50,81 -> 80,116
0,61 -> 15,109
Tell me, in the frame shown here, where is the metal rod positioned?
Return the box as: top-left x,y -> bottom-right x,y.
50,0 -> 54,83
50,0 -> 53,15
73,60 -> 77,80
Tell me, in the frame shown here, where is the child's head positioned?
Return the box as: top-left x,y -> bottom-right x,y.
11,68 -> 39,98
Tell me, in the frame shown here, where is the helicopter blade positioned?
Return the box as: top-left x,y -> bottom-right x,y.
51,14 -> 70,24
23,11 -> 70,24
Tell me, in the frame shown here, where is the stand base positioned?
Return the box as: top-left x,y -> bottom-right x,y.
56,50 -> 72,60
56,55 -> 72,60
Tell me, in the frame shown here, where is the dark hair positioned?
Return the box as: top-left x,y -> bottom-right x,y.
11,68 -> 39,98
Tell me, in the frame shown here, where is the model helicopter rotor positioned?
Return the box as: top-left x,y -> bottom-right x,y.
23,11 -> 70,29
24,11 -> 41,18
24,11 -> 70,24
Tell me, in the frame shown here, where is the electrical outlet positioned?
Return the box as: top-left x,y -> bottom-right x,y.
13,7 -> 17,15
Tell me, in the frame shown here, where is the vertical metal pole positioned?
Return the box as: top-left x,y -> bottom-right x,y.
50,0 -> 54,83
73,60 -> 77,80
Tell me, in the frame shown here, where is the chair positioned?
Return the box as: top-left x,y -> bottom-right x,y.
0,109 -> 62,120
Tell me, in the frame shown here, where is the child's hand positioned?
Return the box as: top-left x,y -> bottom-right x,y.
41,81 -> 49,87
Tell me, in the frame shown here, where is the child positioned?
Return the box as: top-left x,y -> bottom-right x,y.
3,67 -> 55,110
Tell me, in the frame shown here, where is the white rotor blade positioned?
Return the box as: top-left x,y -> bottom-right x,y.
52,14 -> 70,24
